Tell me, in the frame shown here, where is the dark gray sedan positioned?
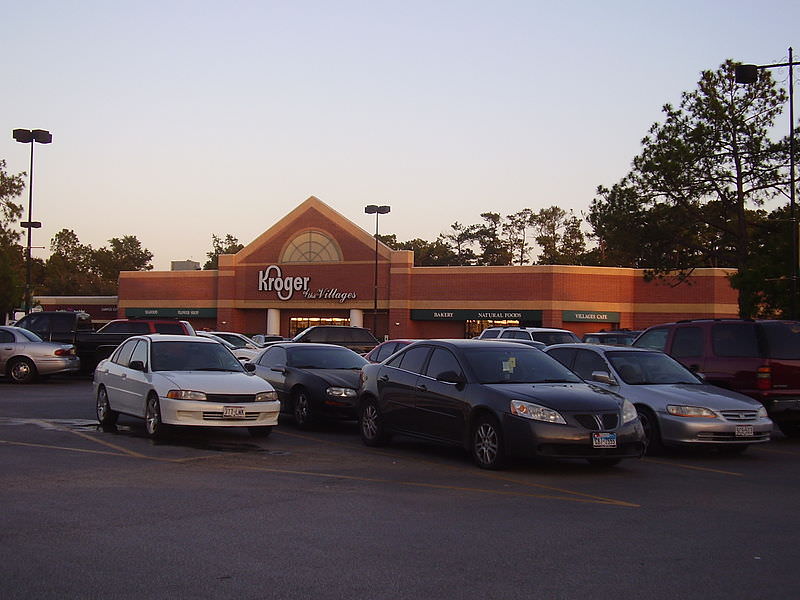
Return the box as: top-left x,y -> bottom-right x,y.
545,344 -> 773,454
357,339 -> 646,470
0,325 -> 80,384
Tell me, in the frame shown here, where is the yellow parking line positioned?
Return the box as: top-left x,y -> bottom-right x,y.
233,464 -> 636,506
642,458 -> 742,476
0,439 -> 130,457
277,429 -> 640,507
67,429 -> 155,459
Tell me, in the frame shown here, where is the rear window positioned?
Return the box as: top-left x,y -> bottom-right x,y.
100,321 -> 150,334
530,332 -> 577,345
480,329 -> 501,339
759,321 -> 800,360
154,322 -> 186,334
712,323 -> 760,358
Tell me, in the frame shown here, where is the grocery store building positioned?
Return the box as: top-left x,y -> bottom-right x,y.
114,196 -> 739,340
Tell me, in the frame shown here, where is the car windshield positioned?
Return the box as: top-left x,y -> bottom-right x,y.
17,328 -> 43,342
607,351 -> 699,385
462,347 -> 582,384
287,347 -> 368,370
150,341 -> 244,372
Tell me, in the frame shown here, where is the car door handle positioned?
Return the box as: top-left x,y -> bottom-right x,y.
417,384 -> 427,392
378,375 -> 389,383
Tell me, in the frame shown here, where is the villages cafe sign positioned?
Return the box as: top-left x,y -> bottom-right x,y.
257,265 -> 357,304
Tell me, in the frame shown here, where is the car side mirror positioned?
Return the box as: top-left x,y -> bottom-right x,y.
591,371 -> 616,385
271,366 -> 288,374
129,360 -> 146,372
244,362 -> 255,372
438,370 -> 466,386
694,371 -> 706,382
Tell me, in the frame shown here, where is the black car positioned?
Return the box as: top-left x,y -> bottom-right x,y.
357,339 -> 645,470
250,342 -> 368,428
291,325 -> 379,354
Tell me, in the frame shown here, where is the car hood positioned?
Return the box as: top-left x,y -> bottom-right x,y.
156,371 -> 274,393
298,368 -> 362,388
485,382 -> 623,411
618,383 -> 762,410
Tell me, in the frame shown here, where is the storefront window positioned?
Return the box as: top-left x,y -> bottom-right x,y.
465,319 -> 519,339
289,317 -> 350,338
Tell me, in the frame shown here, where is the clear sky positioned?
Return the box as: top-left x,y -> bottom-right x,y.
2,1 -> 799,270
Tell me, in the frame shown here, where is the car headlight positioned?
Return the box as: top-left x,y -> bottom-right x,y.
255,390 -> 278,402
622,399 -> 638,424
757,405 -> 768,418
166,390 -> 207,401
327,387 -> 357,398
510,400 -> 566,424
667,405 -> 717,418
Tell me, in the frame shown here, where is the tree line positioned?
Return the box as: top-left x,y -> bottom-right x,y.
2,59 -> 797,320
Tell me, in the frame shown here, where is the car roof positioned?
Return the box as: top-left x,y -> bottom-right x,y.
546,342 -> 655,353
129,334 -> 217,343
268,342 -> 361,350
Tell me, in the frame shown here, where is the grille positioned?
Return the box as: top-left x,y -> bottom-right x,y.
202,411 -> 260,421
573,413 -> 619,431
720,410 -> 759,421
205,394 -> 257,403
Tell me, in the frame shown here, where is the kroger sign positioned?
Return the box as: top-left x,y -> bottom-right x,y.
257,265 -> 310,301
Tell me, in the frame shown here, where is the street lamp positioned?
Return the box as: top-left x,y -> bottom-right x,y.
12,128 -> 52,315
735,49 -> 798,319
364,204 -> 390,335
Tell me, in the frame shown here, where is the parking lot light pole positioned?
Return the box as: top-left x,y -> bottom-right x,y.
364,204 -> 390,335
735,49 -> 798,319
12,128 -> 52,315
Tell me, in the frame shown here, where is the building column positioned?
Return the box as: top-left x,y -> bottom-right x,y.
349,309 -> 363,328
267,309 -> 281,335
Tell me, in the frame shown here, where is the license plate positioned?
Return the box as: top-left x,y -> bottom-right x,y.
735,425 -> 754,437
592,432 -> 617,448
222,406 -> 246,419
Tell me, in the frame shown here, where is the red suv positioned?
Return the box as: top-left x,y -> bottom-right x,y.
96,319 -> 196,336
633,319 -> 800,436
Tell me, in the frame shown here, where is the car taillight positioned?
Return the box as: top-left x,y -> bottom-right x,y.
54,348 -> 74,357
756,366 -> 772,390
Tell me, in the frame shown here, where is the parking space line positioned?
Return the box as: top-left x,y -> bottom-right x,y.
232,464 -> 636,506
642,458 -> 742,476
276,430 -> 640,507
0,438 -> 131,458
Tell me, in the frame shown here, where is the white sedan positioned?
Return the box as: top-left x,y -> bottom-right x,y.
93,335 -> 280,438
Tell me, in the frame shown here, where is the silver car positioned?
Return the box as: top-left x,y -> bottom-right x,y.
93,335 -> 280,438
545,344 -> 773,454
0,325 -> 80,384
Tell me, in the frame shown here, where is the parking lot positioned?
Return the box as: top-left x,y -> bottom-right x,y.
2,377 -> 800,600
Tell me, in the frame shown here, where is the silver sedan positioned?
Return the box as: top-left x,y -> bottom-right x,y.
0,326 -> 80,384
545,344 -> 773,454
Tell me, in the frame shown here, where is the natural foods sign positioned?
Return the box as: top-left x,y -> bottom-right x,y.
257,265 -> 357,303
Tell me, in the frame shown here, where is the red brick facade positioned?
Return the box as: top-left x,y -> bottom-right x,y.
117,197 -> 739,339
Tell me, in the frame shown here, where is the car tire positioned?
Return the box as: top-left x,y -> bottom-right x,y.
471,414 -> 505,470
96,386 -> 119,430
249,426 -> 274,438
145,393 -> 165,438
359,398 -> 390,447
636,405 -> 664,455
776,421 -> 800,437
8,357 -> 37,384
292,388 -> 313,429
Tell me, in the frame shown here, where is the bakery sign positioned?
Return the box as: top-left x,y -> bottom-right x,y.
257,265 -> 357,303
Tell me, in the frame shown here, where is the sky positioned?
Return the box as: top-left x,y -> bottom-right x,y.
2,0 -> 799,270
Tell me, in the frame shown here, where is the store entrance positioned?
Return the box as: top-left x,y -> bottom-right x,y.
289,316 -> 350,338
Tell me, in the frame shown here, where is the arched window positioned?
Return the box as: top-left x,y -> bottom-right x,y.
281,230 -> 342,263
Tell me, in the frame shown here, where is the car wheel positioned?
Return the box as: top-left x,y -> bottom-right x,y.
292,388 -> 313,429
359,398 -> 390,447
587,457 -> 622,467
96,386 -> 119,430
777,421 -> 800,437
145,394 -> 165,438
249,426 -> 274,438
637,405 -> 664,455
471,414 -> 505,470
8,357 -> 37,384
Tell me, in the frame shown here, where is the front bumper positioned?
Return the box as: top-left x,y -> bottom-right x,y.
658,414 -> 773,446
502,414 -> 646,460
159,398 -> 281,427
